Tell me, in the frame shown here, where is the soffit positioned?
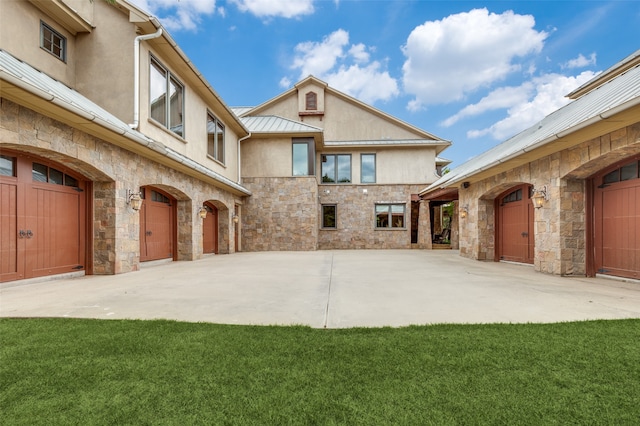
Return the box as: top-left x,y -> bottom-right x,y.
28,0 -> 93,34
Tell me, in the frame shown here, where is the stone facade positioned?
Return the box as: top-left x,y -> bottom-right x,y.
1,99 -> 243,275
241,177 -> 319,251
458,121 -> 640,276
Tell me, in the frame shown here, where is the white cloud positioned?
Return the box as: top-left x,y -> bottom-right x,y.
229,0 -> 314,18
562,53 -> 597,69
467,71 -> 598,140
401,8 -> 548,109
287,29 -> 398,104
128,0 -> 217,32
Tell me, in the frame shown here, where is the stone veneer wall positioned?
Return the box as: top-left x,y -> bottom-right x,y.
317,184 -> 425,249
458,122 -> 640,276
241,177 -> 319,251
1,99 -> 243,275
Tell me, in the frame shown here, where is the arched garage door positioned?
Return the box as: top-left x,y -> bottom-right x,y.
1,152 -> 86,282
593,157 -> 640,279
496,184 -> 534,264
202,203 -> 218,254
139,186 -> 175,262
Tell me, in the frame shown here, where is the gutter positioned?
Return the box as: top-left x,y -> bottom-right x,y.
237,133 -> 252,184
129,27 -> 163,129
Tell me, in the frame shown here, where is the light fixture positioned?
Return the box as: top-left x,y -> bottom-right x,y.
232,214 -> 239,224
459,206 -> 468,219
198,206 -> 208,219
531,185 -> 548,209
126,189 -> 142,211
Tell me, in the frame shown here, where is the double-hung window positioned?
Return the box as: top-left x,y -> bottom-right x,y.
375,203 -> 405,228
321,154 -> 351,183
207,112 -> 225,163
361,154 -> 376,183
150,56 -> 184,137
40,22 -> 66,62
292,139 -> 315,176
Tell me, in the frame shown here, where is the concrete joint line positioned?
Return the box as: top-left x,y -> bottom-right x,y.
323,253 -> 334,328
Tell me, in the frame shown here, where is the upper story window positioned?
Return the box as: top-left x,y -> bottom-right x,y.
40,22 -> 66,62
292,139 -> 315,176
361,154 -> 376,183
150,56 -> 184,137
321,154 -> 351,183
305,92 -> 317,110
207,112 -> 225,163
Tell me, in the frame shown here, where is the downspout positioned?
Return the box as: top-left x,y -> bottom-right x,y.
129,28 -> 163,129
237,133 -> 251,184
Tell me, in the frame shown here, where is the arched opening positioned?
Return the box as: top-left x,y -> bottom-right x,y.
495,184 -> 534,264
202,202 -> 219,254
139,186 -> 176,262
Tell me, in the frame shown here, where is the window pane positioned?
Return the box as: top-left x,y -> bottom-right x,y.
207,114 -> 216,157
0,155 -> 15,177
603,169 -> 619,184
376,205 -> 389,228
322,205 -> 336,228
216,121 -> 225,162
337,155 -> 351,183
361,154 -> 375,183
150,60 -> 167,126
293,142 -> 309,176
321,155 -> 335,182
32,163 -> 48,182
620,162 -> 638,181
64,174 -> 78,187
169,76 -> 183,136
391,204 -> 405,228
49,167 -> 64,185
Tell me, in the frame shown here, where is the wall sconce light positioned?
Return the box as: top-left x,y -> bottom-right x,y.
459,206 -> 468,219
363,188 -> 368,195
232,214 -> 239,224
198,207 -> 208,219
531,185 -> 548,209
126,189 -> 142,211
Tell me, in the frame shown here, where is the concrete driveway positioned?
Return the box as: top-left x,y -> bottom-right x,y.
1,250 -> 639,328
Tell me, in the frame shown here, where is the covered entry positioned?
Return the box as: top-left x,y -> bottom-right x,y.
139,186 -> 175,262
496,184 -> 534,264
592,157 -> 640,279
1,152 -> 87,282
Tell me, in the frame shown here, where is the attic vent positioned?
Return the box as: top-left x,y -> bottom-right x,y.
306,92 -> 317,110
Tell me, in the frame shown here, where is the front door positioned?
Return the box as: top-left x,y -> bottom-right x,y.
497,184 -> 534,264
139,187 -> 174,262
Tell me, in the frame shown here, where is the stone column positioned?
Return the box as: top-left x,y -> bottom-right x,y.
417,200 -> 432,249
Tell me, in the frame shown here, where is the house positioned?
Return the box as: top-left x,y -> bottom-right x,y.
235,76 -> 451,251
421,49 -> 640,280
0,0 -> 447,284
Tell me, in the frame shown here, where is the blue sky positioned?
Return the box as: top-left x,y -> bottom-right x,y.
129,0 -> 640,168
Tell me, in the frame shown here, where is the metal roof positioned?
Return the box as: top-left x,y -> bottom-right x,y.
423,62 -> 640,194
0,49 -> 251,195
231,106 -> 254,117
238,115 -> 323,133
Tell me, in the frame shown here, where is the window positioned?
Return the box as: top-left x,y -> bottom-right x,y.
292,139 -> 315,176
602,160 -> 640,185
501,188 -> 523,205
0,155 -> 16,177
306,92 -> 317,110
32,162 -> 78,187
376,204 -> 405,228
40,22 -> 66,62
150,56 -> 184,137
361,154 -> 376,183
321,154 -> 351,183
207,112 -> 225,163
322,205 -> 336,229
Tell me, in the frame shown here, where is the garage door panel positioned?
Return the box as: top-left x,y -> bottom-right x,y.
0,181 -> 22,281
498,184 -> 534,264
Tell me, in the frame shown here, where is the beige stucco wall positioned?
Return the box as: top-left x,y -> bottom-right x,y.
0,0 -> 78,85
458,121 -> 640,276
241,138 -> 293,178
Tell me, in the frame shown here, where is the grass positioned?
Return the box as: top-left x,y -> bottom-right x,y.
1,319 -> 639,425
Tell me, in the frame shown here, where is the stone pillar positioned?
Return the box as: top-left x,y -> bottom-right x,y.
417,200 -> 432,249
450,200 -> 460,250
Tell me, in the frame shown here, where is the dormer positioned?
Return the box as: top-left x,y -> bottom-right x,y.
296,76 -> 326,121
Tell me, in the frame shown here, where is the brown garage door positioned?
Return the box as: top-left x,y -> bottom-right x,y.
202,203 -> 218,254
496,184 -> 534,264
1,153 -> 86,282
594,158 -> 640,279
139,187 -> 175,262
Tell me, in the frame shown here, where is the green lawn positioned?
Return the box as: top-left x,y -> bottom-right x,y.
1,318 -> 638,425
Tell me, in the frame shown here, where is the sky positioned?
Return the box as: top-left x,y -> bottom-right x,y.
128,0 -> 640,168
